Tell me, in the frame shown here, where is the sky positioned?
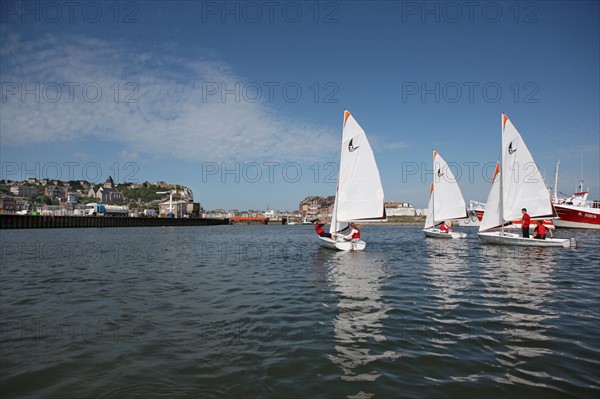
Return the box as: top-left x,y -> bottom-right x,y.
1,1 -> 599,211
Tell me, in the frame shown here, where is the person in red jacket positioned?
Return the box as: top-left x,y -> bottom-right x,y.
343,223 -> 360,241
314,219 -> 335,240
439,221 -> 451,233
521,208 -> 531,238
533,221 -> 553,239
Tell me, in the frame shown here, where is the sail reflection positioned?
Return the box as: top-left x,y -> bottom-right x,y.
423,239 -> 471,311
326,251 -> 398,381
478,245 -> 558,355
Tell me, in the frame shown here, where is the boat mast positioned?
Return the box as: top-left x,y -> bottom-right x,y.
553,160 -> 560,203
432,150 -> 435,227
499,115 -> 505,233
579,153 -> 584,192
330,110 -> 346,233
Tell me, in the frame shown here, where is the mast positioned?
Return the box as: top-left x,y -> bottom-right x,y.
579,153 -> 584,192
432,150 -> 436,225
329,110 -> 347,234
499,115 -> 505,232
553,160 -> 560,203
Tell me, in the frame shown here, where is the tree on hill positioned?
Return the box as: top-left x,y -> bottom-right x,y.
120,184 -> 166,203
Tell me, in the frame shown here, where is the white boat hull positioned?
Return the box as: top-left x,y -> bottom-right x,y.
423,228 -> 467,239
318,236 -> 366,251
477,231 -> 575,248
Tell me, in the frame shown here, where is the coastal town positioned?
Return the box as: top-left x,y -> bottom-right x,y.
0,177 -> 424,223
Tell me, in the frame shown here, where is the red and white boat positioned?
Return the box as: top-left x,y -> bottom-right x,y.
551,161 -> 600,229
553,193 -> 600,229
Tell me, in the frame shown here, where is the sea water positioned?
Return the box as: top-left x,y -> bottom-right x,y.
1,225 -> 598,398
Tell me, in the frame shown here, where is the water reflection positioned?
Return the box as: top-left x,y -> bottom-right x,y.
478,245 -> 559,360
423,239 -> 472,311
325,251 -> 398,382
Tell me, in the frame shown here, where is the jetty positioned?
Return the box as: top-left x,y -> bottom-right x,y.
0,215 -> 229,229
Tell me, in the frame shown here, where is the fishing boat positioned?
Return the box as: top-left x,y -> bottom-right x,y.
477,114 -> 575,248
551,160 -> 600,229
423,150 -> 467,239
318,110 -> 386,251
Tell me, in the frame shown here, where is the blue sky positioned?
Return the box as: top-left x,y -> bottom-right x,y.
1,1 -> 598,210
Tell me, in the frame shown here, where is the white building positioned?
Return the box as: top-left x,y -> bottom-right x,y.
385,201 -> 418,216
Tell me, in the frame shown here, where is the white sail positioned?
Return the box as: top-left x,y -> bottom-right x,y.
501,114 -> 555,220
478,114 -> 575,248
479,163 -> 503,232
329,111 -> 385,234
424,183 -> 435,229
431,151 -> 467,224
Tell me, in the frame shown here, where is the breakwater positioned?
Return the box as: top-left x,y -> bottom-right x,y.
0,215 -> 229,229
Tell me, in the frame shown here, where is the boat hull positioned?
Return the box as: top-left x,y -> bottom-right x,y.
423,228 -> 467,239
477,231 -> 574,248
554,204 -> 600,229
318,236 -> 366,251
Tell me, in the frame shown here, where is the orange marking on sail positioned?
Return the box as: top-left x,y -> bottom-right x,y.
502,113 -> 508,129
433,150 -> 437,159
344,110 -> 351,125
429,182 -> 434,196
493,163 -> 501,182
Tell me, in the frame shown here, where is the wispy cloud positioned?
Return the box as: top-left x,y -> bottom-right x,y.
1,33 -> 338,162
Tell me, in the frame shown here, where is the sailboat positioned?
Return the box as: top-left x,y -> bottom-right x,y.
423,150 -> 468,239
477,114 -> 575,247
319,110 -> 386,251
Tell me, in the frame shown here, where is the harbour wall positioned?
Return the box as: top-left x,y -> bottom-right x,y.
0,215 -> 229,229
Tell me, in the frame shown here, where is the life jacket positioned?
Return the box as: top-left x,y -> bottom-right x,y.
522,213 -> 531,227
352,228 -> 360,239
536,224 -> 547,235
315,223 -> 325,235
439,223 -> 449,232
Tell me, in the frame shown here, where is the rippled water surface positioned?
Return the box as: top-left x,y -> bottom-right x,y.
1,225 -> 599,398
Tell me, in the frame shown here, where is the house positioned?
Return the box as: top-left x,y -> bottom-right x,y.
45,186 -> 67,200
10,185 -> 39,197
88,176 -> 124,204
0,196 -> 16,213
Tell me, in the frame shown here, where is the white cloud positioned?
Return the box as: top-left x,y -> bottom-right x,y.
118,150 -> 139,161
1,34 -> 338,162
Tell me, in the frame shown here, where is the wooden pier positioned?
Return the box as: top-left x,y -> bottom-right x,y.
0,215 -> 229,229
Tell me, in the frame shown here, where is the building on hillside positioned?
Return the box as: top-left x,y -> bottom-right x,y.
298,195 -> 335,218
67,192 -> 80,205
45,186 -> 67,201
87,176 -> 124,204
0,196 -> 16,213
10,185 -> 39,197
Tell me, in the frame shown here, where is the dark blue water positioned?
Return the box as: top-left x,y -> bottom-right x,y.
1,225 -> 599,398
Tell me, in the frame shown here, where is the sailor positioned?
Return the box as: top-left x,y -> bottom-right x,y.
439,221 -> 451,233
521,208 -> 531,238
533,221 -> 553,239
314,219 -> 335,240
343,223 -> 360,241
